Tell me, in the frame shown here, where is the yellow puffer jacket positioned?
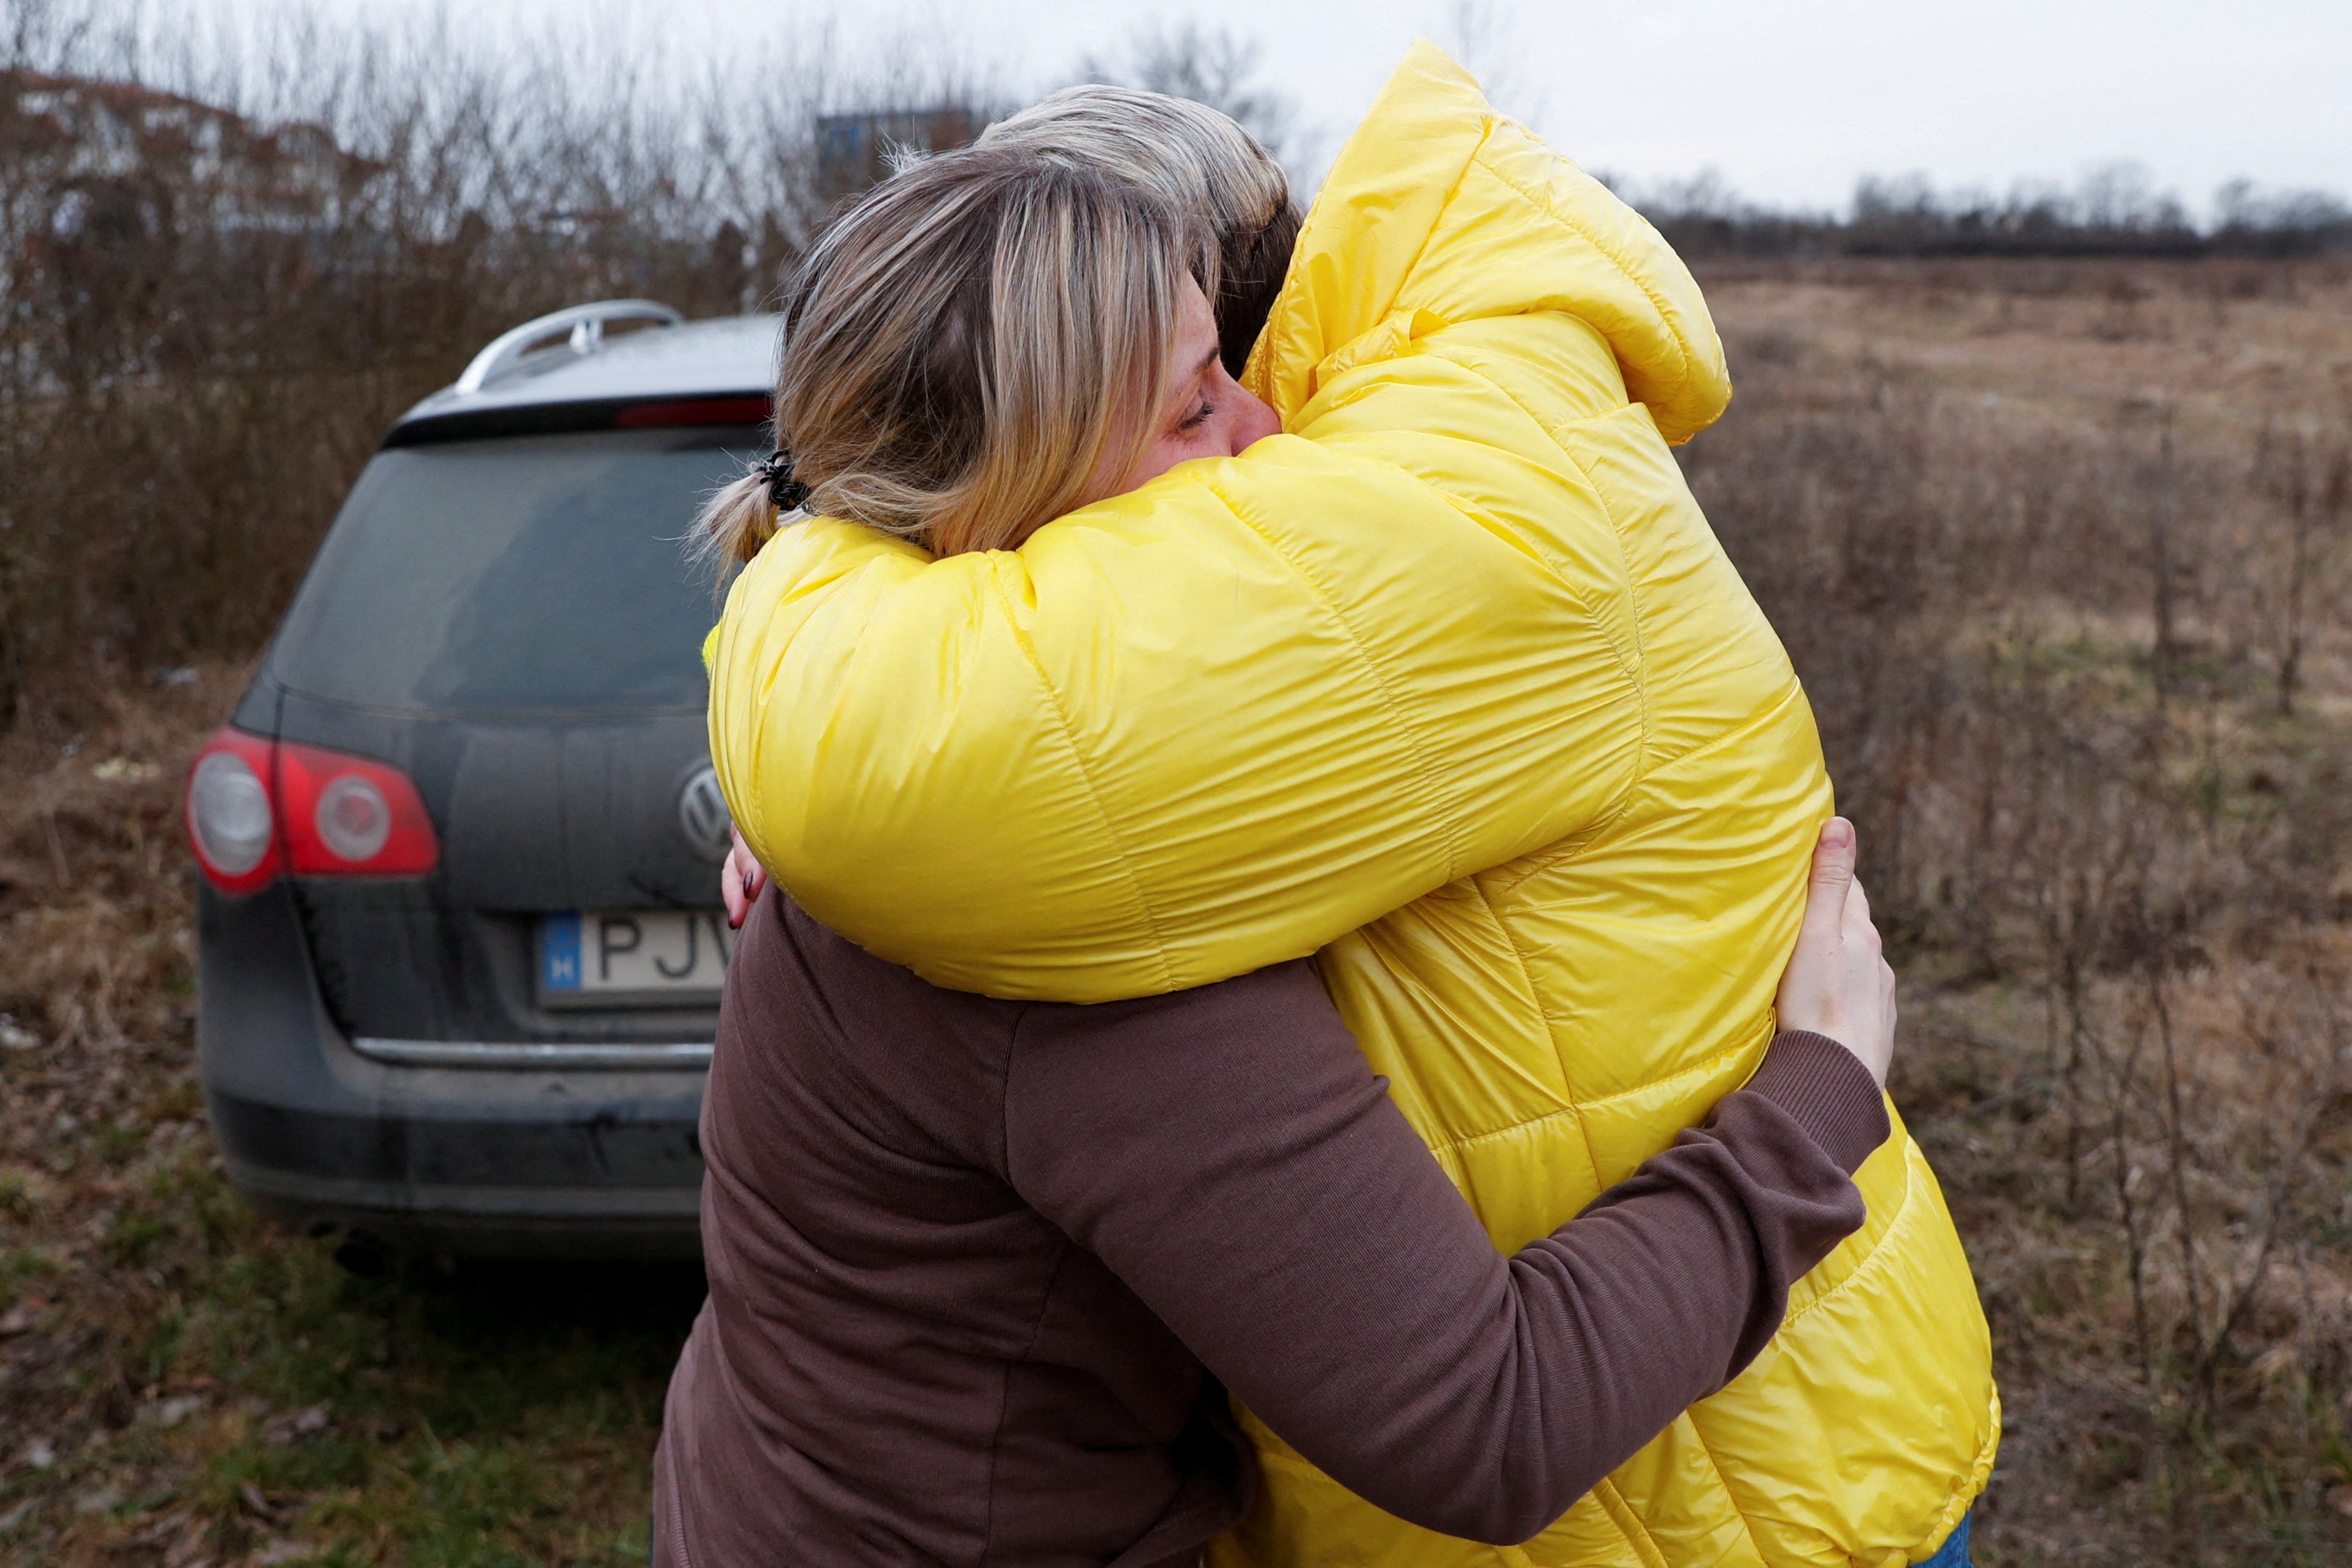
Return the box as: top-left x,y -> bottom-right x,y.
706,43 -> 1997,1568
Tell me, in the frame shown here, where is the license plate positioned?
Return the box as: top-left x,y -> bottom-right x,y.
540,911 -> 732,1005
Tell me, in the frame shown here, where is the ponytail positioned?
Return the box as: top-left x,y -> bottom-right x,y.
693,463 -> 801,588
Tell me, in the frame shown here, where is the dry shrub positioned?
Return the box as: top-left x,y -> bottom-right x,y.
1690,261 -> 2352,1561
0,0 -> 999,733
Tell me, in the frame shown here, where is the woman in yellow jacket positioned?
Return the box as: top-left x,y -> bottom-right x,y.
700,49 -> 1995,1568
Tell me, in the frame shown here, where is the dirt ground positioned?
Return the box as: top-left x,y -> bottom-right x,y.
4,257 -> 2352,1565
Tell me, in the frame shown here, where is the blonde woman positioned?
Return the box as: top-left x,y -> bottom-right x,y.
677,55 -> 1985,1568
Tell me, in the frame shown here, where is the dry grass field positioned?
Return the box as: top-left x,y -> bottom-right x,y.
1,257 -> 2351,1566
1691,255 -> 2352,1565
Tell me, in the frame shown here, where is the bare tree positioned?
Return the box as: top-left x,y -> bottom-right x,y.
1080,23 -> 1298,166
2252,424 -> 2352,716
1441,0 -> 1548,129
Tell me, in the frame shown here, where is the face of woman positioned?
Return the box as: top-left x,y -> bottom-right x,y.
1086,276 -> 1282,504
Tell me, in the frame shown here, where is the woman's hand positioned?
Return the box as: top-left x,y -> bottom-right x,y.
1774,817 -> 1897,1088
723,825 -> 768,930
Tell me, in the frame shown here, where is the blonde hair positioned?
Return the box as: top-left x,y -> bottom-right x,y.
696,148 -> 1213,566
981,86 -> 1297,376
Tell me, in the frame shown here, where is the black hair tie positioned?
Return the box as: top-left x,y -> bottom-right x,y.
754,449 -> 811,512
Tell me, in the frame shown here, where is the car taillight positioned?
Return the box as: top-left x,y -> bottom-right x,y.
273,740 -> 438,876
184,727 -> 440,894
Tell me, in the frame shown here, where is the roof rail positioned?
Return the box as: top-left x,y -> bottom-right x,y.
453,299 -> 684,395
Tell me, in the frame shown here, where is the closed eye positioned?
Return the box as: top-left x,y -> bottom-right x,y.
1175,397 -> 1215,434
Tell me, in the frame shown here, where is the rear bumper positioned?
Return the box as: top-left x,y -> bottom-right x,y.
198,880 -> 707,1259
222,1160 -> 701,1259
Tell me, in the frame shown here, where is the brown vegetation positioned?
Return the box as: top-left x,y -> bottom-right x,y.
0,0 -> 1002,735
1687,255 -> 2352,1563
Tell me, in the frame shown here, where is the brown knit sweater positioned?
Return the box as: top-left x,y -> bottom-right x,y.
652,890 -> 1889,1567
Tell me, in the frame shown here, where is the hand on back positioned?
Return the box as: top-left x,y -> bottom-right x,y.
724,825 -> 767,930
1775,817 -> 1897,1088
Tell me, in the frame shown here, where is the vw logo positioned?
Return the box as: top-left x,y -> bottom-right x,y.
677,765 -> 734,863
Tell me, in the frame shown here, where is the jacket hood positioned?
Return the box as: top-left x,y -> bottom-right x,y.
1246,40 -> 1730,444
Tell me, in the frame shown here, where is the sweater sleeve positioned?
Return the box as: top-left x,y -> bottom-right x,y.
1002,965 -> 1887,1547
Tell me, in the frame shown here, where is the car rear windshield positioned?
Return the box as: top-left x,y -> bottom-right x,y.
269,426 -> 760,714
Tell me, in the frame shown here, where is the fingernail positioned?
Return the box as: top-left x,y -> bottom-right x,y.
1823,817 -> 1854,851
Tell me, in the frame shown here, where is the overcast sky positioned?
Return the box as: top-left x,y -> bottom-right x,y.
280,0 -> 2351,215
